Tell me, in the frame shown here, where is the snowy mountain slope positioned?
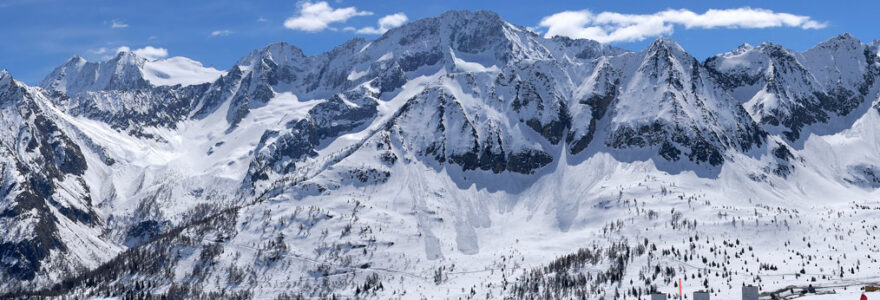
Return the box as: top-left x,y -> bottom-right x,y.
594,38 -> 766,170
706,33 -> 880,143
25,123 -> 880,299
2,9 -> 880,300
0,70 -> 119,290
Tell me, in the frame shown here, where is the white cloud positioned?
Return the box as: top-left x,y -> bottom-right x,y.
283,1 -> 372,32
117,46 -> 169,60
133,46 -> 168,60
111,19 -> 128,29
538,7 -> 828,43
211,29 -> 233,37
353,12 -> 408,34
90,47 -> 109,55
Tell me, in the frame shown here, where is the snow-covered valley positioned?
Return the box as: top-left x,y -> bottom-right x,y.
1,10 -> 880,299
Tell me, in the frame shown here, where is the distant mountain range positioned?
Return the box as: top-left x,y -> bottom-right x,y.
2,10 -> 880,299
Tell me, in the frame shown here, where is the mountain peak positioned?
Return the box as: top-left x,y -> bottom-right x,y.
732,43 -> 754,54
437,10 -> 503,23
365,8 -> 529,67
647,36 -> 686,54
40,51 -> 149,94
0,69 -> 21,105
394,9 -> 508,39
643,36 -> 691,62
236,42 -> 306,69
261,42 -> 304,56
811,32 -> 863,51
755,41 -> 794,56
0,69 -> 12,88
110,50 -> 147,65
650,36 -> 679,46
833,32 -> 858,41
67,55 -> 87,64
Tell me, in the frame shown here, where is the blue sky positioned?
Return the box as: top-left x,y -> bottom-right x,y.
1,0 -> 877,84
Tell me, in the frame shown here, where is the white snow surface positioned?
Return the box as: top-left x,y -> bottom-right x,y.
141,56 -> 225,86
800,291 -> 880,299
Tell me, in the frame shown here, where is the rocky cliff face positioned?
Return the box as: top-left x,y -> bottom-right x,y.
0,71 -> 113,289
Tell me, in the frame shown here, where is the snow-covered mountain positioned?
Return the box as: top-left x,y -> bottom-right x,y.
3,10 -> 880,299
0,70 -> 117,290
39,51 -> 218,136
706,33 -> 878,143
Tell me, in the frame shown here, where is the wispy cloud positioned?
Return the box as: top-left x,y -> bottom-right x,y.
349,13 -> 408,35
111,19 -> 129,29
538,7 -> 828,43
90,47 -> 109,55
211,29 -> 233,37
117,46 -> 168,60
283,1 -> 372,32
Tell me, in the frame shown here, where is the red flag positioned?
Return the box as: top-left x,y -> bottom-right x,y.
679,278 -> 683,300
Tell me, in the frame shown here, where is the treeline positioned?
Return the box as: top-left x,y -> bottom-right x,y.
507,240 -> 647,299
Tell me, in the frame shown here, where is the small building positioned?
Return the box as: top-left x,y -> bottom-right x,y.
694,291 -> 710,300
650,293 -> 665,300
742,285 -> 759,300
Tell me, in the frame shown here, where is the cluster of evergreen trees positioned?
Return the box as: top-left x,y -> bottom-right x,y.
507,240 -> 648,299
